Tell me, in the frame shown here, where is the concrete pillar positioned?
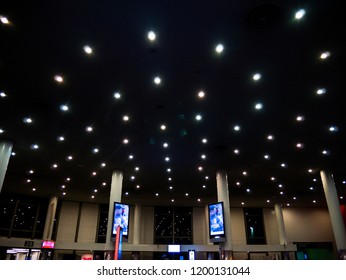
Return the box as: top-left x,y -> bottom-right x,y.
42,196 -> 58,240
133,204 -> 141,244
274,203 -> 288,245
320,170 -> 346,253
0,141 -> 13,193
105,170 -> 123,250
216,170 -> 233,259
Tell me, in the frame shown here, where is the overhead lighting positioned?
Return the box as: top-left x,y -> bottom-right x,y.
60,104 -> 69,111
54,75 -> 64,83
83,45 -> 93,54
163,142 -> 169,148
295,9 -> 306,20
0,15 -> 10,25
92,148 -> 99,154
215,43 -> 224,54
233,125 -> 241,131
86,126 -> 93,132
123,138 -> 129,144
114,92 -> 121,99
202,138 -> 208,144
253,73 -> 261,81
0,128 -> 4,134
123,115 -> 130,122
0,92 -> 6,98
198,91 -> 205,99
316,88 -> 326,95
254,103 -> 263,110
154,76 -> 161,85
329,126 -> 338,132
195,114 -> 202,121
160,124 -> 166,130
148,31 -> 156,41
31,144 -> 39,150
267,134 -> 274,141
320,51 -> 331,60
23,117 -> 33,124
57,136 -> 65,141
296,115 -> 305,122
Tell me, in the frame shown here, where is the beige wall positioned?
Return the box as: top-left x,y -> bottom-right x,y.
193,207 -> 207,244
283,207 -> 334,243
263,208 -> 280,244
230,208 -> 247,245
56,201 -> 79,242
77,203 -> 98,243
140,206 -> 155,244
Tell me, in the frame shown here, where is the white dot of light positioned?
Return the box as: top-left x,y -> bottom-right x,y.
202,138 -> 208,144
329,126 -> 338,132
264,154 -> 270,159
320,51 -> 331,60
255,103 -> 263,110
198,91 -> 205,98
154,76 -> 161,85
54,75 -> 64,83
296,115 -> 305,122
253,73 -> 261,81
57,136 -> 65,141
31,144 -> 39,150
83,45 -> 93,54
123,138 -> 129,144
114,92 -> 121,99
101,162 -> 106,167
0,129 -> 4,134
267,135 -> 274,140
234,149 -> 240,154
215,44 -> 224,53
201,154 -> 206,159
0,92 -> 6,98
295,9 -> 306,20
23,117 -> 33,124
123,115 -> 130,122
0,15 -> 10,25
92,148 -> 99,154
60,104 -> 69,111
163,142 -> 169,148
195,114 -> 202,121
316,88 -> 326,95
234,125 -> 241,131
148,31 -> 156,41
86,126 -> 93,132
160,124 -> 166,130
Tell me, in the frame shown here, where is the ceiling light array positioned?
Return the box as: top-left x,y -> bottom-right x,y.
1,8 -> 342,206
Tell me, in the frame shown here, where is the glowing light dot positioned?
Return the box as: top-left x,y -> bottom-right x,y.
215,44 -> 224,53
154,76 -> 161,85
295,9 -> 306,20
114,92 -> 121,99
148,31 -> 156,41
83,45 -> 93,54
253,73 -> 261,81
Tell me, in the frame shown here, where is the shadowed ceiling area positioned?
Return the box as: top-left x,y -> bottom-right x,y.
0,0 -> 345,207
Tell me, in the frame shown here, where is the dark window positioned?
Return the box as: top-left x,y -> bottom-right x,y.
244,207 -> 266,244
96,204 -> 109,243
155,207 -> 192,244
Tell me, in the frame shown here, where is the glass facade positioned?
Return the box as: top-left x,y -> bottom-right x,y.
244,207 -> 266,245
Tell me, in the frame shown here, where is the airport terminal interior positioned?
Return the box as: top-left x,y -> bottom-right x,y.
0,0 -> 346,260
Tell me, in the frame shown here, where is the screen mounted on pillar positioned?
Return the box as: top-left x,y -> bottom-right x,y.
208,202 -> 226,243
111,202 -> 130,239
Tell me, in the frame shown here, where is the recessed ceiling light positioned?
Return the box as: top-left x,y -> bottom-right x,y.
281,163 -> 287,168
128,154 -> 134,159
295,9 -> 306,20
83,45 -> 93,54
154,76 -> 161,85
155,193 -> 159,196
169,186 -> 173,190
316,88 -> 326,95
322,150 -> 330,155
233,125 -> 241,131
202,138 -> 208,144
329,126 -> 338,132
54,75 -> 64,83
242,171 -> 247,176
11,152 -> 16,156
114,92 -> 121,99
264,154 -> 270,159
296,143 -> 304,148
195,114 -> 202,121
254,103 -> 263,110
31,144 -> 39,150
51,164 -> 58,169
57,136 -> 65,141
148,31 -> 156,41
198,166 -> 203,171
60,104 -> 69,111
23,117 -> 33,124
92,148 -> 99,153
160,124 -> 166,130
320,51 -> 331,60
296,115 -> 305,122
66,155 -> 73,161
0,128 -> 3,134
86,126 -> 93,132
241,202 -> 245,205
123,115 -> 130,122
0,92 -> 6,98
185,193 -> 189,196
215,43 -> 224,53
101,162 -> 106,167
234,149 -> 240,154
32,188 -> 36,192
267,135 -> 274,141
0,15 -> 10,25
135,167 -> 140,171
123,138 -> 129,144
313,200 -> 316,203
271,177 -> 276,181
130,176 -> 135,180
167,168 -> 171,173
198,91 -> 205,98
165,157 -> 170,162
163,142 -> 169,148
201,154 -> 206,159
92,171 -> 97,176
253,73 -> 261,81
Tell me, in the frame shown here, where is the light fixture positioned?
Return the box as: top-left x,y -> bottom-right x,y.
23,117 -> 33,124
154,76 -> 161,85
123,115 -> 130,122
0,92 -> 6,98
54,75 -> 64,83
253,73 -> 261,81
148,31 -> 156,41
114,92 -> 121,99
60,104 -> 69,111
295,9 -> 306,20
254,103 -> 263,110
215,43 -> 224,53
86,126 -> 93,132
198,91 -> 205,98
57,136 -> 65,141
296,115 -> 305,122
202,138 -> 208,144
0,15 -> 10,25
316,88 -> 326,95
233,125 -> 241,131
123,138 -> 129,144
320,51 -> 331,60
83,45 -> 93,54
195,114 -> 202,121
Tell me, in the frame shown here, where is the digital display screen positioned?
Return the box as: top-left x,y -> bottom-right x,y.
41,240 -> 55,249
168,245 -> 181,253
208,202 -> 225,237
111,202 -> 130,238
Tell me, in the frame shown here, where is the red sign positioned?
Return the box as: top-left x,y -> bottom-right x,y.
41,240 -> 55,249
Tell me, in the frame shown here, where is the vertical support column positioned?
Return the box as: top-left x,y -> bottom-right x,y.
105,170 -> 123,250
216,170 -> 233,259
320,170 -> 346,255
132,204 -> 141,259
274,204 -> 288,245
42,196 -> 58,240
0,141 -> 13,193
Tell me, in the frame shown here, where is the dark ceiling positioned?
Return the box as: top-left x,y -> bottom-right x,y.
0,0 -> 345,207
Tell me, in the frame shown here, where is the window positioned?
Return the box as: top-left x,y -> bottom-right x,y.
244,207 -> 266,244
96,204 -> 109,243
154,207 -> 192,244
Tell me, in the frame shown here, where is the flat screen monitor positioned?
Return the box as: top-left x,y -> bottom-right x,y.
208,202 -> 226,242
111,202 -> 130,239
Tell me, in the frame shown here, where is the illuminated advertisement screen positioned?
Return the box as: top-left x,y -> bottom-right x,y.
41,240 -> 55,249
208,202 -> 225,237
111,202 -> 130,238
